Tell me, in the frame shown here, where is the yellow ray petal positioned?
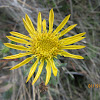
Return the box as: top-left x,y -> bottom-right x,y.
60,51 -> 84,59
3,52 -> 32,59
42,19 -> 47,32
53,14 -> 71,35
32,60 -> 44,85
37,12 -> 42,33
26,58 -> 39,83
61,45 -> 86,49
58,24 -> 77,38
10,31 -> 32,41
50,59 -> 57,76
4,43 -> 28,51
48,9 -> 54,33
61,37 -> 85,45
60,32 -> 86,42
25,14 -> 36,33
10,55 -> 35,70
6,36 -> 30,44
22,18 -> 34,37
45,60 -> 51,85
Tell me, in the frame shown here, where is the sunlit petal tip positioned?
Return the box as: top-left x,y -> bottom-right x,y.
50,8 -> 53,11
38,12 -> 41,19
83,32 -> 86,35
82,57 -> 84,59
68,14 -> 71,17
22,17 -> 24,20
54,70 -> 57,76
53,69 -> 57,76
25,14 -> 30,21
45,80 -> 49,85
82,46 -> 86,48
74,24 -> 77,26
3,57 -> 10,59
22,18 -> 25,24
10,31 -> 17,34
79,56 -> 84,59
45,83 -> 47,85
26,79 -> 29,83
71,24 -> 77,28
32,82 -> 35,85
67,14 -> 71,19
25,13 -> 28,17
50,8 -> 54,13
9,31 -> 12,34
67,14 -> 71,20
3,57 -> 9,59
25,14 -> 28,20
10,68 -> 13,70
83,37 -> 86,38
38,12 -> 41,16
3,57 -> 6,59
6,36 -> 13,40
4,43 -> 7,46
22,18 -> 26,22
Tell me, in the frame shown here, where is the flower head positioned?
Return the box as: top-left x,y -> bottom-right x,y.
4,9 -> 86,85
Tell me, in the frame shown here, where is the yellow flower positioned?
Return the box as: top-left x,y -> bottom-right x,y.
3,9 -> 86,85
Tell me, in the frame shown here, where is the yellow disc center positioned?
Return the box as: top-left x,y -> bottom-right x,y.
32,33 -> 60,59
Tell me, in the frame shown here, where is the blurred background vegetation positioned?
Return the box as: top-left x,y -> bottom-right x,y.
0,0 -> 100,100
